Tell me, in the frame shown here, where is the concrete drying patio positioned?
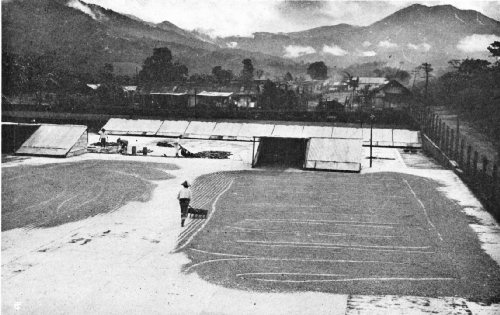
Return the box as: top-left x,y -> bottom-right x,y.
2,139 -> 500,314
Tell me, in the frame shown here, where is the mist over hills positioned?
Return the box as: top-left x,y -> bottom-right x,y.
2,0 -> 303,77
219,4 -> 500,71
2,0 -> 500,79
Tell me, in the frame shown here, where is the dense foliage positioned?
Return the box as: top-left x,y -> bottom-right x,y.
414,50 -> 500,143
307,61 -> 328,80
138,47 -> 188,84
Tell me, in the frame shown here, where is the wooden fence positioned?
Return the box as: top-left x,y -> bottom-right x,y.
411,105 -> 499,220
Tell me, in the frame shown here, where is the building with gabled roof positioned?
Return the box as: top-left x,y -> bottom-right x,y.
372,80 -> 412,109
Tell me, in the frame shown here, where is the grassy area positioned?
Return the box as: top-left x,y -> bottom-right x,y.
1,160 -> 178,231
182,171 -> 500,302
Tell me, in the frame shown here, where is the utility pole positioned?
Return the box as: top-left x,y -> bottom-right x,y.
370,113 -> 375,167
421,62 -> 433,100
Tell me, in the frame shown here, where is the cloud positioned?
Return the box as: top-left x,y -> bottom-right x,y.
82,0 -> 419,36
359,50 -> 377,57
457,34 -> 500,53
67,0 -> 97,19
378,40 -> 398,49
284,45 -> 316,58
407,42 -> 431,51
82,0 -> 500,37
322,44 -> 348,56
362,41 -> 372,48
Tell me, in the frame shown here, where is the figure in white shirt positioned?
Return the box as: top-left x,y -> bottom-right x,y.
174,136 -> 181,157
177,180 -> 192,227
99,128 -> 108,148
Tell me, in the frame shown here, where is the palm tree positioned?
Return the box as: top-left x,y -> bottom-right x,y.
343,71 -> 359,110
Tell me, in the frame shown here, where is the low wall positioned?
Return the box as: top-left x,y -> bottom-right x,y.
421,134 -> 457,170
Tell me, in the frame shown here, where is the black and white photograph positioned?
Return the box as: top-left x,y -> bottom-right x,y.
2,0 -> 500,313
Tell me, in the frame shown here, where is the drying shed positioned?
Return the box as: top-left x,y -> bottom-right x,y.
16,124 -> 88,157
304,138 -> 363,172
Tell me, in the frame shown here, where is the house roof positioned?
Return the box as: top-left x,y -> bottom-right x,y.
122,86 -> 137,92
197,91 -> 233,97
374,80 -> 411,95
86,84 -> 101,90
139,83 -> 258,96
357,77 -> 388,85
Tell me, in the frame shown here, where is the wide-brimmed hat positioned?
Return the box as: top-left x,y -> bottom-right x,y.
181,180 -> 190,187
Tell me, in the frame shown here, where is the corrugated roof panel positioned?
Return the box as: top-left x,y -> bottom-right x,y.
156,120 -> 190,137
16,124 -> 87,157
393,130 -> 421,146
237,123 -> 275,139
302,126 -> 333,138
362,128 -> 393,145
271,124 -> 305,138
331,127 -> 362,139
184,121 -> 217,136
150,92 -> 187,96
102,119 -> 163,135
197,91 -> 233,97
211,122 -> 243,136
305,138 -> 362,171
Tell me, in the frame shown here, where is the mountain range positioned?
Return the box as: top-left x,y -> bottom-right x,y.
2,0 -> 500,79
220,4 -> 500,71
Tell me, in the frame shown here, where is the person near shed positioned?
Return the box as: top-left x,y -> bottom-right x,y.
174,137 -> 181,157
177,180 -> 192,227
117,138 -> 128,154
99,128 -> 108,148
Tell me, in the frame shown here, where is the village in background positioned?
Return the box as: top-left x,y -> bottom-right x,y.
2,1 -> 499,144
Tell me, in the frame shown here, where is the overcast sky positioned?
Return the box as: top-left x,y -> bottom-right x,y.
84,0 -> 500,37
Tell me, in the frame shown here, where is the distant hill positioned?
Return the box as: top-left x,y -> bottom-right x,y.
1,0 -> 303,77
217,4 -> 500,71
3,1 -> 498,79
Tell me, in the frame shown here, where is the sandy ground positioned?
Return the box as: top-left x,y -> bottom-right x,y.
2,136 -> 500,314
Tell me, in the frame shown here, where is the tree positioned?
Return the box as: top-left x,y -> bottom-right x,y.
241,58 -> 254,84
419,62 -> 433,99
487,41 -> 500,58
139,47 -> 188,83
255,69 -> 264,79
307,61 -> 328,80
2,52 -> 27,95
96,63 -> 125,106
284,72 -> 293,82
343,71 -> 359,109
212,66 -> 233,84
457,58 -> 491,75
260,79 -> 279,110
98,63 -> 114,83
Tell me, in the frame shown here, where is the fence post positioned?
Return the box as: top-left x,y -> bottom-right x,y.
430,115 -> 436,139
445,126 -> 450,155
427,109 -> 432,134
473,151 -> 479,177
450,129 -> 455,160
442,121 -> 446,147
466,146 -> 472,175
459,138 -> 465,167
455,117 -> 460,160
431,114 -> 437,140
437,119 -> 441,145
482,156 -> 489,174
492,164 -> 498,203
434,115 -> 439,140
